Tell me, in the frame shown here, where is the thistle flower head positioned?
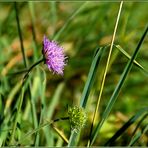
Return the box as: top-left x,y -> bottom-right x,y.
68,106 -> 87,132
42,35 -> 66,75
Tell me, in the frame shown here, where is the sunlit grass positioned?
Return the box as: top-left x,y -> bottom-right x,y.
0,1 -> 148,147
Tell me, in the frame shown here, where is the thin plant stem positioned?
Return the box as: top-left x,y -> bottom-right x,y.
28,2 -> 42,145
88,1 -> 123,146
23,58 -> 45,81
90,20 -> 148,148
23,58 -> 45,145
7,58 -> 45,78
9,3 -> 27,145
9,3 -> 43,145
53,117 -> 69,122
51,124 -> 69,144
15,117 -> 69,145
130,114 -> 148,139
14,2 -> 27,68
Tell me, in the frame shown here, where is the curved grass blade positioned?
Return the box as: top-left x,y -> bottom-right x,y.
128,124 -> 148,146
15,117 -> 69,146
80,47 -> 104,108
114,44 -> 148,75
104,108 -> 148,146
9,3 -> 28,145
130,113 -> 148,139
51,124 -> 68,144
15,122 -> 50,146
9,3 -> 39,145
68,46 -> 104,146
128,113 -> 148,146
88,2 -> 124,146
90,25 -> 148,145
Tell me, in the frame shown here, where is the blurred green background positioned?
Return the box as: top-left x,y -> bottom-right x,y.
0,2 -> 147,146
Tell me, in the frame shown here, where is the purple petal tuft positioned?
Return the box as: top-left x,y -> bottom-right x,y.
42,35 -> 67,75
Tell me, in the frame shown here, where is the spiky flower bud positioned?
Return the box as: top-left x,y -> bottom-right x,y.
68,106 -> 87,132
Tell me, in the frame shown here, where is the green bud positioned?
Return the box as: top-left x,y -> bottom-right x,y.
68,106 -> 87,132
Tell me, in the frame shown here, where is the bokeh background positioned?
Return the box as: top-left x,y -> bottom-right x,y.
0,2 -> 148,146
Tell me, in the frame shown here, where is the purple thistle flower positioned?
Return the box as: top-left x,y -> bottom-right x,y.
42,35 -> 66,75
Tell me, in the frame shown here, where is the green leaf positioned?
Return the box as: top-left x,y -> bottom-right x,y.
128,113 -> 148,146
80,47 -> 104,108
105,108 -> 148,146
114,44 -> 148,75
128,124 -> 148,146
90,25 -> 148,145
68,46 -> 104,146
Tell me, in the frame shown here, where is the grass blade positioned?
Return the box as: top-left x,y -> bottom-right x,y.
128,124 -> 148,146
10,3 -> 39,145
128,113 -> 148,146
14,2 -> 27,68
114,44 -> 148,75
68,46 -> 104,146
88,2 -> 123,146
90,25 -> 148,145
51,124 -> 68,144
80,47 -> 104,108
105,107 -> 148,146
28,2 -> 38,60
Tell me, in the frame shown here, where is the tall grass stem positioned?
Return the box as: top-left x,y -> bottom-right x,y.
88,1 -> 123,146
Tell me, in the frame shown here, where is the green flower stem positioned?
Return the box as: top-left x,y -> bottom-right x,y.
53,117 -> 69,122
15,117 -> 69,145
12,3 -> 45,145
23,58 -> 45,81
15,121 -> 49,146
23,58 -> 45,146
